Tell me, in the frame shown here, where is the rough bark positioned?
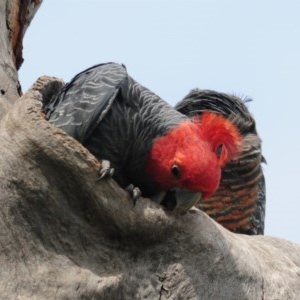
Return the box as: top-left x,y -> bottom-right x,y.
0,75 -> 299,299
0,0 -> 41,119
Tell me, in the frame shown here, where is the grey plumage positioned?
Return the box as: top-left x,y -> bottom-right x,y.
45,63 -> 187,196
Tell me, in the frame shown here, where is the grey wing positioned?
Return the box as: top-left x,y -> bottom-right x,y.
44,62 -> 128,143
175,89 -> 266,235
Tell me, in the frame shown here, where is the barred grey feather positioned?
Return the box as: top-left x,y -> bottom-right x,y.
45,63 -> 187,195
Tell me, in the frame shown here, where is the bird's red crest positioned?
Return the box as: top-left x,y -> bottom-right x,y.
195,112 -> 242,167
145,112 -> 241,198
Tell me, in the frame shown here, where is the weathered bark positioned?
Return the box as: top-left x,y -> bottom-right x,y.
0,0 -> 41,119
0,75 -> 299,299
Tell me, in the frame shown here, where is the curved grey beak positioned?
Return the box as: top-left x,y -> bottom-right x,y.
173,189 -> 202,214
150,188 -> 202,215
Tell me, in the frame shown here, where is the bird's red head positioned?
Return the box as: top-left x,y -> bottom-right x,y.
145,112 -> 241,198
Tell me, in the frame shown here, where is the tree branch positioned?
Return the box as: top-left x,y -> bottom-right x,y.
0,0 -> 42,119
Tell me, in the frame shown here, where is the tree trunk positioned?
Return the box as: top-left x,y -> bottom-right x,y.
0,1 -> 300,299
0,0 -> 41,118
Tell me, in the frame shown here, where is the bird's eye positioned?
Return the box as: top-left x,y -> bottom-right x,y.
171,164 -> 181,178
216,144 -> 223,158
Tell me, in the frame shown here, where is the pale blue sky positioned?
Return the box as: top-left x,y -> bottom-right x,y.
20,0 -> 300,244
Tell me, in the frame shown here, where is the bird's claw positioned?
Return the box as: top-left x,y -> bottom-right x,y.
97,160 -> 115,181
125,184 -> 141,205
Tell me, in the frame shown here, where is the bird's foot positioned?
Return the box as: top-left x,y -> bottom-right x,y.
96,160 -> 115,181
125,184 -> 141,205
